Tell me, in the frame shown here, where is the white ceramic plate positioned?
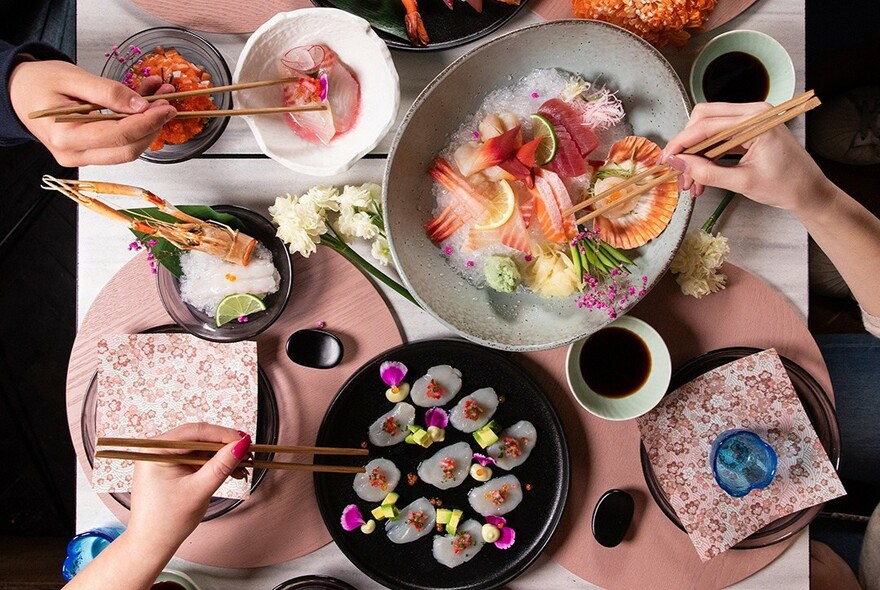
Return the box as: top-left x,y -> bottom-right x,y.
234,8 -> 400,177
566,315 -> 671,421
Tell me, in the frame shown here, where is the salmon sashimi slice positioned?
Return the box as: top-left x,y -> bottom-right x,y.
463,194 -> 532,255
427,158 -> 493,243
591,136 -> 678,249
281,45 -> 360,145
425,205 -> 463,243
536,169 -> 577,240
538,98 -> 599,157
530,174 -> 567,244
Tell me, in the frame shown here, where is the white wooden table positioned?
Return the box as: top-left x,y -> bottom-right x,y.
75,1 -> 810,587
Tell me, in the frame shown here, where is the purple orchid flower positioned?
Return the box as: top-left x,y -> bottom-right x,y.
473,453 -> 497,467
341,504 -> 365,531
380,361 -> 407,388
424,407 -> 449,429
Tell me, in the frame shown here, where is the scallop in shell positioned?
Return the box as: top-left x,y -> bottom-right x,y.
352,458 -> 400,502
468,474 -> 523,516
486,420 -> 537,470
385,497 -> 436,544
417,441 -> 473,490
411,365 -> 462,407
432,519 -> 484,568
368,402 -> 415,447
592,136 -> 678,250
449,388 -> 498,433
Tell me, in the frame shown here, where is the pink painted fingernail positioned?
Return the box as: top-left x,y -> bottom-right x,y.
666,155 -> 687,173
232,434 -> 252,459
130,96 -> 148,111
237,430 -> 248,438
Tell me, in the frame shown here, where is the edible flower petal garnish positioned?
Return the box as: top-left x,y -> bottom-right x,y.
380,360 -> 408,387
341,504 -> 366,531
486,515 -> 516,549
473,453 -> 497,467
424,407 -> 449,429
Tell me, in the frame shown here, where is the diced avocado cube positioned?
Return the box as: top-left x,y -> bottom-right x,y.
447,509 -> 464,535
381,504 -> 400,519
473,426 -> 499,448
405,433 -> 416,445
407,424 -> 422,433
371,505 -> 386,521
484,419 -> 501,433
382,492 -> 399,506
436,508 -> 453,525
413,429 -> 432,447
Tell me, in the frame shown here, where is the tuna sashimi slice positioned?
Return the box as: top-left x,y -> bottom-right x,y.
538,98 -> 599,157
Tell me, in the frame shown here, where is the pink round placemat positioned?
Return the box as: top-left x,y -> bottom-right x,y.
66,247 -> 403,567
529,0 -> 761,34
128,0 -> 313,34
522,264 -> 832,590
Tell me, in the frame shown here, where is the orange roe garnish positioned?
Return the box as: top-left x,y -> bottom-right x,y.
525,483 -> 533,491
572,0 -> 718,48
407,472 -> 418,486
225,273 -> 237,282
368,467 -> 387,489
127,46 -> 218,150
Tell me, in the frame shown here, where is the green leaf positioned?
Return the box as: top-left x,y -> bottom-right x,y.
323,0 -> 409,41
124,205 -> 246,278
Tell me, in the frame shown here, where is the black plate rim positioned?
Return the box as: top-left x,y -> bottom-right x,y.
80,324 -> 280,521
310,0 -> 529,52
313,338 -> 570,590
639,346 -> 841,549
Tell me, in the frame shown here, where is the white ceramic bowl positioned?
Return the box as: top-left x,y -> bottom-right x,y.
233,8 -> 399,177
690,30 -> 795,105
384,20 -> 692,351
566,316 -> 671,421
155,569 -> 201,590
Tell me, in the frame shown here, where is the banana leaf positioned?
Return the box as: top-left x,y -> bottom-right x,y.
124,205 -> 246,278
323,0 -> 409,41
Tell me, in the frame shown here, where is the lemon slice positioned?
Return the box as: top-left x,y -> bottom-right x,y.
474,180 -> 516,230
215,293 -> 267,327
529,113 -> 558,165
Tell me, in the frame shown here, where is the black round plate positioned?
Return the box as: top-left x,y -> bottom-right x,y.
311,0 -> 528,51
314,339 -> 569,590
81,325 -> 279,521
640,347 -> 841,549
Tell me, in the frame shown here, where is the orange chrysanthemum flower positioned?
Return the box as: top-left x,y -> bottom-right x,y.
572,0 -> 718,48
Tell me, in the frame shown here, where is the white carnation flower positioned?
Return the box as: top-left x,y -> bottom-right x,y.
671,229 -> 730,299
336,209 -> 379,240
371,236 -> 392,266
337,183 -> 373,209
301,185 -> 340,212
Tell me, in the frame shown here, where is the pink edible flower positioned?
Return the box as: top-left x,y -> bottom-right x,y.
316,321 -> 326,329
486,515 -> 516,549
380,361 -> 407,387
530,92 -> 539,99
237,316 -> 249,323
466,260 -> 475,267
472,131 -> 480,140
444,245 -> 453,256
341,504 -> 365,531
472,453 -> 497,467
424,407 -> 449,429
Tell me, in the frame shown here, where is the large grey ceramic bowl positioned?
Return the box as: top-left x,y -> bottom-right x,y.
384,20 -> 692,352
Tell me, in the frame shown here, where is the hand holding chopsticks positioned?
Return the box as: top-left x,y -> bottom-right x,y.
563,91 -> 822,225
96,436 -> 368,474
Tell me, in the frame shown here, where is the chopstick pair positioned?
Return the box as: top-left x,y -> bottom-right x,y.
563,90 -> 822,226
95,436 -> 368,475
27,77 -> 319,122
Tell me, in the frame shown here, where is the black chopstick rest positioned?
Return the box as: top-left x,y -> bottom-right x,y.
592,489 -> 635,548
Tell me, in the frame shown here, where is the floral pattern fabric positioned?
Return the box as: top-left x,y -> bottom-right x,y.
637,349 -> 845,561
93,334 -> 258,499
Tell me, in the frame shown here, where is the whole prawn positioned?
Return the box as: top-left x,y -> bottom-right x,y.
400,0 -> 429,46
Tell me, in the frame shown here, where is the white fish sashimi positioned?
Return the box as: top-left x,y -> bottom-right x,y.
352,458 -> 400,502
486,420 -> 537,470
432,519 -> 484,568
385,497 -> 436,544
417,442 -> 473,490
368,402 -> 415,447
411,365 -> 462,407
468,475 -> 523,516
448,388 -> 498,433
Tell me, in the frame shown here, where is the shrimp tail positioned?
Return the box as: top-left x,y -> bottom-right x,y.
401,0 -> 429,46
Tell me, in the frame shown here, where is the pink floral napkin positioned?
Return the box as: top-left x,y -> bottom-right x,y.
93,334 -> 258,499
637,349 -> 845,560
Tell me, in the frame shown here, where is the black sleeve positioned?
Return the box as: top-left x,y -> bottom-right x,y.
0,39 -> 72,145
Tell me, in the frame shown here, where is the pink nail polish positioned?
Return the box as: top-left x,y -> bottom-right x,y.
237,430 -> 248,438
666,155 -> 687,173
232,435 -> 252,459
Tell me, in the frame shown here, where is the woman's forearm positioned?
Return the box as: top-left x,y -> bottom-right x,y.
63,529 -> 177,590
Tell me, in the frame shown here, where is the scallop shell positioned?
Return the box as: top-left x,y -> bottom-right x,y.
592,136 -> 678,250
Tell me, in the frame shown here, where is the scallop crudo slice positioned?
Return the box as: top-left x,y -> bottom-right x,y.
417,442 -> 473,490
368,402 -> 415,447
385,497 -> 436,544
486,420 -> 537,470
352,458 -> 400,502
468,475 -> 523,516
432,519 -> 484,568
411,365 -> 463,407
449,388 -> 498,433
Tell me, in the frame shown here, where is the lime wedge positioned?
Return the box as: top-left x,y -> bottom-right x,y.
215,293 -> 267,327
530,113 -> 558,165
474,180 -> 516,230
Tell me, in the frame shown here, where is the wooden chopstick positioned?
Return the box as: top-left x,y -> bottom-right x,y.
28,77 -> 300,119
53,104 -> 326,122
96,436 -> 369,456
565,91 -> 820,224
94,450 -> 366,474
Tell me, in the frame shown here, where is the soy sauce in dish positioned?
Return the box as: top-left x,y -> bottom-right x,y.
702,51 -> 770,103
151,583 -> 186,590
580,327 -> 651,398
